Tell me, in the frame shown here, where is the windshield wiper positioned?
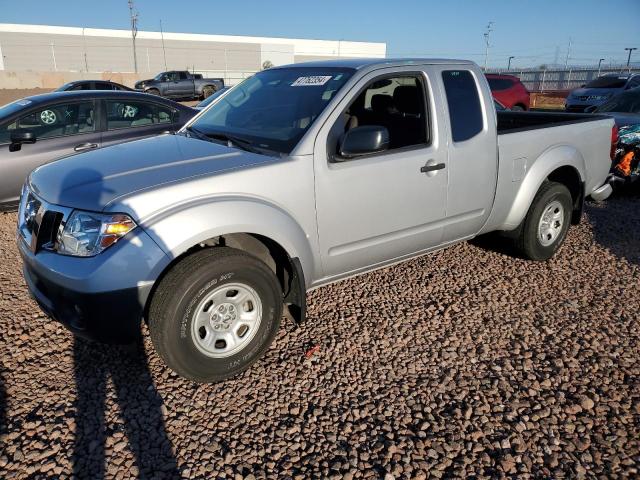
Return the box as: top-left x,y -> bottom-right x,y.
184,127 -> 278,156
203,132 -> 266,154
184,125 -> 211,142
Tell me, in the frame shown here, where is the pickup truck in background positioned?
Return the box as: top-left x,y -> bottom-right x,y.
135,71 -> 224,100
19,59 -> 615,383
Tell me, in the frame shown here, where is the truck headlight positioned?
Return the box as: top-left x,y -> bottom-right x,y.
56,210 -> 136,257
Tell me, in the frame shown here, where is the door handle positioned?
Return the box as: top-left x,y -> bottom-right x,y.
74,143 -> 98,152
420,162 -> 446,173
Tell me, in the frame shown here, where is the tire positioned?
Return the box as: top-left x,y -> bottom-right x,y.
511,104 -> 525,111
515,181 -> 572,261
149,247 -> 282,383
202,85 -> 216,99
147,88 -> 161,96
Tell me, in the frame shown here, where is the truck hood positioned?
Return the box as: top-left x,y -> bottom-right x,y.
135,79 -> 153,87
29,134 -> 272,211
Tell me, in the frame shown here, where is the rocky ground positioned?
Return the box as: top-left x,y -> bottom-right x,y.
0,192 -> 639,479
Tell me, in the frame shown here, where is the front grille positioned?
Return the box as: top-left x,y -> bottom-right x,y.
18,187 -> 70,254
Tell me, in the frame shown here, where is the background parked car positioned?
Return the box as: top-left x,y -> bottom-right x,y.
55,80 -> 133,92
0,91 -> 196,210
565,73 -> 640,112
589,88 -> 640,185
135,70 -> 224,100
485,74 -> 530,110
194,86 -> 231,110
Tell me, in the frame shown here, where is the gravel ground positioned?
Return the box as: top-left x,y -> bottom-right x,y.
0,193 -> 639,479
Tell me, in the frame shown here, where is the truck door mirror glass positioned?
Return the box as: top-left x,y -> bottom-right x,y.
338,125 -> 390,159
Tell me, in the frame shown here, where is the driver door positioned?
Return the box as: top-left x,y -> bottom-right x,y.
0,100 -> 101,205
313,67 -> 449,279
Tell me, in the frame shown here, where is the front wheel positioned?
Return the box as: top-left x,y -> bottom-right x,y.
514,181 -> 572,261
149,247 -> 282,382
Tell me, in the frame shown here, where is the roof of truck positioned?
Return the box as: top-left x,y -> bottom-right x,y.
275,58 -> 476,70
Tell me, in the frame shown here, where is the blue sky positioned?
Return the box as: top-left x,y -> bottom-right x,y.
1,0 -> 639,68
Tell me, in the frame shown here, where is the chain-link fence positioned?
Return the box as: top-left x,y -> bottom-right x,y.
486,66 -> 640,92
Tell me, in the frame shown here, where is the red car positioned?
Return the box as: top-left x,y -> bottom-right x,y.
486,74 -> 530,111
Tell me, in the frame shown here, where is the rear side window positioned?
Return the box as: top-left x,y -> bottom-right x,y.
442,70 -> 483,142
486,78 -> 514,91
106,100 -> 178,130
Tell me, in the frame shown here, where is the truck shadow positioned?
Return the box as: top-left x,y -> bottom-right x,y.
72,338 -> 180,479
57,167 -> 180,479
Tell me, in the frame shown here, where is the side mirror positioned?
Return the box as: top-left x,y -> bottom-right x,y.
9,131 -> 36,152
339,125 -> 390,159
584,105 -> 597,113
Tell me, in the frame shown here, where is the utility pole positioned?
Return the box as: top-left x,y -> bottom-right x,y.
507,56 -> 514,70
483,21 -> 494,71
564,37 -> 572,69
128,0 -> 138,73
597,58 -> 605,75
160,20 -> 168,70
625,47 -> 637,67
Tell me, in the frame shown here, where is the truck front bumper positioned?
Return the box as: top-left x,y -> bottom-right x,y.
18,228 -> 170,344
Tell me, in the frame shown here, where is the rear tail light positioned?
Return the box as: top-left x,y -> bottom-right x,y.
610,124 -> 619,161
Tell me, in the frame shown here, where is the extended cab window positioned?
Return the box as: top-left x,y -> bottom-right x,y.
442,70 -> 483,142
106,100 -> 177,130
337,75 -> 428,153
0,101 -> 95,143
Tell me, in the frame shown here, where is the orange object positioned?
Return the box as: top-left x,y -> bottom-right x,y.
616,151 -> 635,176
304,345 -> 320,359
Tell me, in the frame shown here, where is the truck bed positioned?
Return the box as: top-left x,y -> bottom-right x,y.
497,111 -> 610,134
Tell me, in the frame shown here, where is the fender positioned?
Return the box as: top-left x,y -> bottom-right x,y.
499,145 -> 585,230
135,195 -> 318,288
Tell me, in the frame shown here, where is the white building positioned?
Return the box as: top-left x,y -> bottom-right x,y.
0,23 -> 386,84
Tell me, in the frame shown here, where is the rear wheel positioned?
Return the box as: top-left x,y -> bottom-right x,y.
202,85 -> 216,99
511,104 -> 525,111
515,181 -> 572,261
149,247 -> 282,382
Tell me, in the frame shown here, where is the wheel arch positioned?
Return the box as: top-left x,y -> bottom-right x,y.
138,199 -> 316,323
501,145 -> 585,230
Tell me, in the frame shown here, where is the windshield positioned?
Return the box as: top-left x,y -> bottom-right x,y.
189,67 -> 355,154
595,91 -> 640,113
56,82 -> 74,91
585,76 -> 628,89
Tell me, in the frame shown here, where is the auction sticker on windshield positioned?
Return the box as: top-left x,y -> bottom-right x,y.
291,76 -> 332,86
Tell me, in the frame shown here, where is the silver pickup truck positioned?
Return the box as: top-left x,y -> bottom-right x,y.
18,59 -> 614,382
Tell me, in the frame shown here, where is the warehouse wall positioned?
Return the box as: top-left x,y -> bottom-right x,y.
0,24 -> 385,70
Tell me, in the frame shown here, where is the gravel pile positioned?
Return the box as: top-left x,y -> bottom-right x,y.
0,194 -> 638,479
